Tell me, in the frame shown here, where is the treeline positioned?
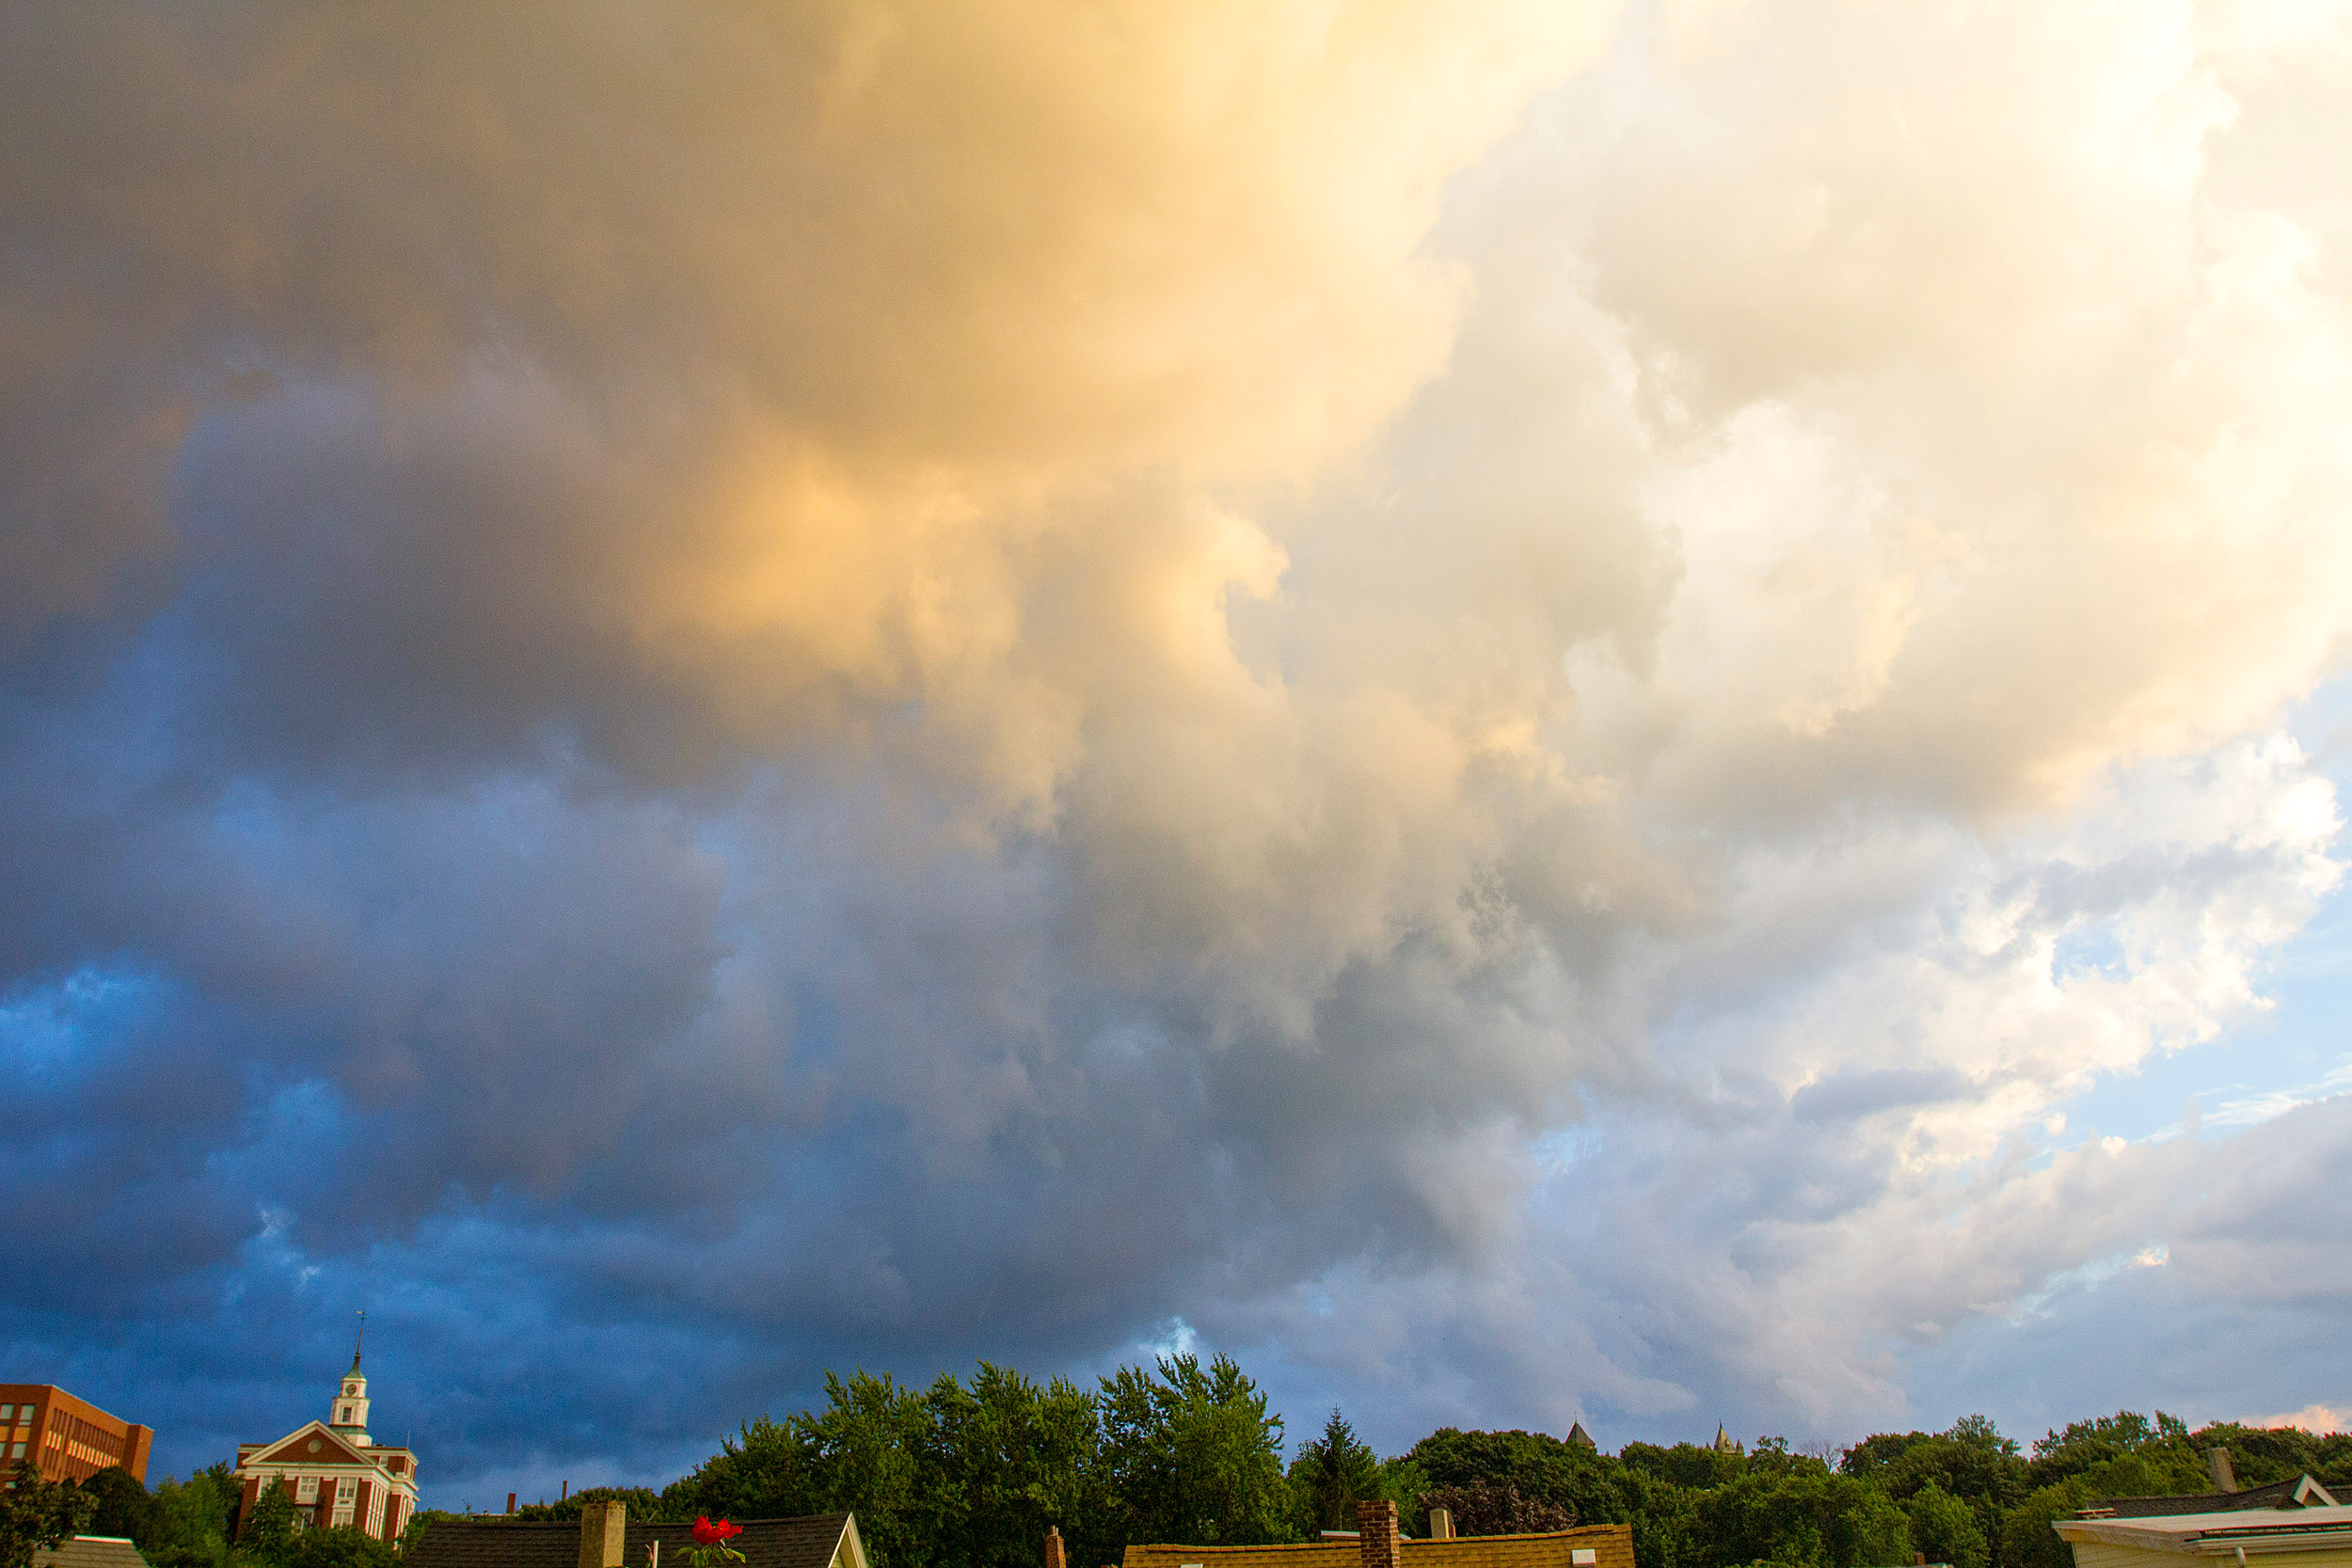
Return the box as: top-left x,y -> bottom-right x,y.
18,1356 -> 2352,1568
521,1359 -> 2352,1568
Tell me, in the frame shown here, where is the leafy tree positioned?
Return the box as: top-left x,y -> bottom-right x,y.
1290,1412 -> 1387,1536
1615,1469 -> 1701,1568
1842,1418 -> 2025,1568
678,1370 -> 931,1568
1903,1482 -> 1989,1568
144,1465 -> 241,1568
277,1525 -> 397,1568
72,1467 -> 159,1546
1997,1480 -> 2089,1568
1099,1354 -> 1291,1549
235,1478 -> 296,1563
1409,1429 -> 1629,1535
919,1363 -> 1107,1568
1695,1469 -> 1911,1568
1842,1434 -> 1931,1482
1620,1445 -> 1746,1493
0,1461 -> 98,1568
2025,1414 -> 2196,1492
1417,1484 -> 1571,1537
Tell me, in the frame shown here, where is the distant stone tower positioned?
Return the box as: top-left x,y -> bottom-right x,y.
329,1313 -> 372,1447
1710,1424 -> 1743,1457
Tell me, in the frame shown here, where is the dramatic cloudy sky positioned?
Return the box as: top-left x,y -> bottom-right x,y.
7,0 -> 2352,1507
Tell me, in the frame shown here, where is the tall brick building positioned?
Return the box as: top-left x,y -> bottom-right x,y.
0,1385 -> 152,1484
232,1337 -> 418,1543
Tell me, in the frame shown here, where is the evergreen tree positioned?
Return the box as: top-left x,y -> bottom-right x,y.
1289,1411 -> 1387,1536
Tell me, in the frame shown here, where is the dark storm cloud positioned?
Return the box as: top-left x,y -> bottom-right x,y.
4,0 -> 2351,1503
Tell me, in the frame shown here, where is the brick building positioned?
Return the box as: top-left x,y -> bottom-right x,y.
232,1337 -> 418,1543
0,1386 -> 153,1485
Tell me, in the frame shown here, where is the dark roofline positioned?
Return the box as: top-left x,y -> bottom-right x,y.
1129,1529 -> 1632,1552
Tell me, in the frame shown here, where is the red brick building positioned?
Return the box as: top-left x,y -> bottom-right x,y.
0,1385 -> 152,1485
232,1339 -> 418,1543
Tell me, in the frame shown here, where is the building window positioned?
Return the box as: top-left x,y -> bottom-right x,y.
296,1476 -> 319,1502
8,1444 -> 21,1459
336,1479 -> 357,1502
0,1405 -> 13,1419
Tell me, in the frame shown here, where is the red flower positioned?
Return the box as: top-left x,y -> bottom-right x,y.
693,1519 -> 743,1545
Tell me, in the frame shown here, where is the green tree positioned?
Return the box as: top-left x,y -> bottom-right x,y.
1099,1354 -> 1291,1548
920,1363 -> 1107,1568
1903,1483 -> 1989,1568
1620,1446 -> 1747,1493
1688,1468 -> 1910,1568
1997,1480 -> 2088,1568
235,1479 -> 296,1564
2025,1414 -> 2198,1492
1,1461 -> 98,1568
1408,1429 -> 1630,1535
74,1467 -> 159,1546
1843,1418 -> 2025,1568
1616,1469 -> 1702,1568
1290,1412 -> 1386,1536
679,1370 -> 930,1568
1416,1484 -> 1571,1537
144,1465 -> 241,1568
277,1526 -> 397,1568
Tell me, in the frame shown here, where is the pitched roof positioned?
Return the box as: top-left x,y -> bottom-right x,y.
1123,1524 -> 1635,1568
2092,1476 -> 2343,1518
242,1420 -> 377,1470
35,1537 -> 151,1568
2054,1504 -> 2352,1556
405,1513 -> 858,1568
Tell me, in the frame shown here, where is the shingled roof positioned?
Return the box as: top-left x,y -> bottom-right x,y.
405,1513 -> 861,1568
35,1538 -> 151,1568
2090,1476 -> 2342,1519
1122,1525 -> 1635,1568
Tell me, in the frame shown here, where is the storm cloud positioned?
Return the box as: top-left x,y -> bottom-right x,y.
4,0 -> 2351,1499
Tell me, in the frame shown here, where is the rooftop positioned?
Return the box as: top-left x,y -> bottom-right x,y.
405,1513 -> 858,1568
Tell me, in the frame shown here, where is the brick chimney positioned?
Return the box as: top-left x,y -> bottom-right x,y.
2208,1449 -> 2238,1494
580,1501 -> 628,1568
1358,1500 -> 1404,1568
1427,1509 -> 1453,1542
1046,1527 -> 1068,1568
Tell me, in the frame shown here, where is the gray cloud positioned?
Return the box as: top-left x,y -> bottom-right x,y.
2,0 -> 2350,1500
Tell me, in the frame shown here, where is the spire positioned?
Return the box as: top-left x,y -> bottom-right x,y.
332,1315 -> 373,1446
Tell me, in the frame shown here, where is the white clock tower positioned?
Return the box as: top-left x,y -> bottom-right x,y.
328,1313 -> 371,1446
